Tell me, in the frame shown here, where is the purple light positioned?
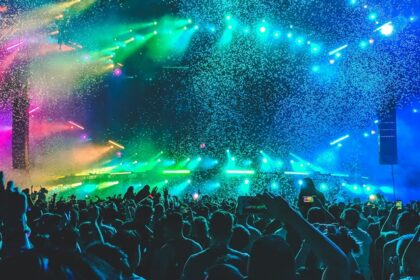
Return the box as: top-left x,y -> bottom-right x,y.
116,151 -> 122,157
113,68 -> 122,77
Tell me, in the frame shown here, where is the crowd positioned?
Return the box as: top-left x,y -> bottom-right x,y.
0,171 -> 419,280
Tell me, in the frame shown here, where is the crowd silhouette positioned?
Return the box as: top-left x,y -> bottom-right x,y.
0,171 -> 418,280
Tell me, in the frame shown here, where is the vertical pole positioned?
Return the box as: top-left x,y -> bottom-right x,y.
12,64 -> 29,170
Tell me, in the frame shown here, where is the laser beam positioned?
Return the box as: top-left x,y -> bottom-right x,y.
163,170 -> 191,174
328,44 -> 348,56
68,121 -> 85,130
329,134 -> 350,146
108,140 -> 125,150
225,170 -> 255,175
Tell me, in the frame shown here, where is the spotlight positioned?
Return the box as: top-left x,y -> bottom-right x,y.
153,30 -> 158,35
335,52 -> 342,58
413,108 -> 418,113
231,157 -> 235,161
369,39 -> 375,44
353,185 -> 358,190
259,26 -> 267,33
187,19 -> 192,24
380,23 -> 394,36
153,21 -> 158,25
368,13 -> 377,21
298,180 -> 303,186
228,25 -> 233,30
371,130 -> 376,135
296,37 -> 304,45
287,32 -> 293,38
192,192 -> 199,200
271,183 -> 279,189
198,157 -> 202,161
194,25 -> 199,30
226,15 -> 232,21
311,65 -> 320,73
359,41 -> 368,49
363,132 -> 369,137
329,59 -> 335,64
263,158 -> 268,163
338,143 -> 343,147
310,44 -> 321,54
187,179 -> 192,184
113,68 -> 122,77
320,184 -> 328,190
369,194 -> 376,200
244,179 -> 250,184
184,26 -> 188,30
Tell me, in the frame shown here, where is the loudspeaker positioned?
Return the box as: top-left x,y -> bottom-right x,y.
378,106 -> 398,165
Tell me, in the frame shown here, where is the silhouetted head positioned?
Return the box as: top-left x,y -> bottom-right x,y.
162,212 -> 184,240
307,207 -> 325,224
111,230 -> 142,273
135,204 -> 153,225
230,225 -> 250,252
396,211 -> 418,235
342,208 -> 360,229
248,235 -> 295,280
209,211 -> 234,242
303,178 -> 316,191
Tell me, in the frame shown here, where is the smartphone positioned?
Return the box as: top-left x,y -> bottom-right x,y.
303,196 -> 314,203
396,200 -> 402,210
237,196 -> 268,215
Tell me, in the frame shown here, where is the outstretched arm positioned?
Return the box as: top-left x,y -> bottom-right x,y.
0,172 -> 32,257
260,193 -> 350,280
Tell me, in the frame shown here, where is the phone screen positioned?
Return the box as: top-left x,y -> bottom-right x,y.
303,196 -> 314,203
237,196 -> 268,215
396,200 -> 402,210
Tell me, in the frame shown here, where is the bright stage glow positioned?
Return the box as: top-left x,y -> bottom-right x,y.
226,170 -> 255,175
359,41 -> 368,49
368,13 -> 377,21
68,121 -> 85,130
329,134 -> 350,146
298,180 -> 303,185
363,132 -> 369,137
188,19 -> 192,24
231,157 -> 235,161
320,184 -> 328,190
226,15 -> 232,21
113,68 -> 122,77
311,65 -> 320,73
259,26 -> 267,33
228,25 -> 233,30
162,170 -> 191,174
263,158 -> 268,163
380,24 -> 394,36
244,179 -> 250,184
108,140 -> 125,149
310,44 -> 321,54
375,22 -> 394,36
369,194 -> 376,200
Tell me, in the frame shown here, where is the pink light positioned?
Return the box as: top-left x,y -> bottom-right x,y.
68,121 -> 85,130
29,107 -> 40,114
113,68 -> 122,77
6,41 -> 24,51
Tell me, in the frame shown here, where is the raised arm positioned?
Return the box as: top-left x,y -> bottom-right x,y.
261,193 -> 350,280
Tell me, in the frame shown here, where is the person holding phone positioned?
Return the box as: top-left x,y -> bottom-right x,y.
297,178 -> 326,218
